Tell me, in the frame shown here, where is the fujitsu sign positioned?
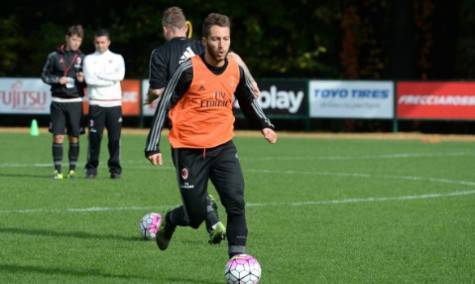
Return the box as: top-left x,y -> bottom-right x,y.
397,82 -> 475,119
0,78 -> 51,114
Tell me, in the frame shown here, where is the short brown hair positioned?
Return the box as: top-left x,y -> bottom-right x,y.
66,25 -> 84,38
162,6 -> 186,30
202,13 -> 231,37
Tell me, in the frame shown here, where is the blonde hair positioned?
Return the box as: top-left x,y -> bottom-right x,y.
162,7 -> 186,30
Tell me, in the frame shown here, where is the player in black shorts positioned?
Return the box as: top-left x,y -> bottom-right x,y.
41,25 -> 86,179
145,13 -> 277,258
147,7 -> 243,245
145,7 -> 263,247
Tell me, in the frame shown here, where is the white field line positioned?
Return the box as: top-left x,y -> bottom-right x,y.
246,169 -> 475,188
0,189 -> 474,215
248,189 -> 475,207
1,155 -> 474,215
2,160 -> 474,188
240,152 -> 475,161
0,151 -> 473,168
0,163 -> 52,168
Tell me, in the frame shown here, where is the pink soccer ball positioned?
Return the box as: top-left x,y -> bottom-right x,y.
139,212 -> 161,240
224,254 -> 261,284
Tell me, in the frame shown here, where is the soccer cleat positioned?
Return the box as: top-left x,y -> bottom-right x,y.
67,170 -> 76,179
208,221 -> 226,245
155,211 -> 176,251
110,172 -> 121,179
53,170 -> 64,180
208,194 -> 219,212
85,169 -> 97,179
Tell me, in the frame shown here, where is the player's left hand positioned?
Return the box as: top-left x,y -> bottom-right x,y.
145,92 -> 158,105
147,153 -> 163,166
144,88 -> 164,105
261,128 -> 277,144
76,72 -> 84,82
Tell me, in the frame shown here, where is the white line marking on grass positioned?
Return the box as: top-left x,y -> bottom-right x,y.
0,206 -> 164,214
0,163 -> 51,168
1,159 -> 474,214
246,169 -> 475,187
0,151 -> 473,168
247,190 -> 475,207
0,190 -> 474,215
240,152 -> 475,161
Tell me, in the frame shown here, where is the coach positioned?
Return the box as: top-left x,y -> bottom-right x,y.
83,29 -> 125,179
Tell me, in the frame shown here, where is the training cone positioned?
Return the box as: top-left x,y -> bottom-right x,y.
30,119 -> 39,136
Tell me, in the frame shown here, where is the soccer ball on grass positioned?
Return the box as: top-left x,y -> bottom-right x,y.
139,212 -> 161,240
224,254 -> 261,284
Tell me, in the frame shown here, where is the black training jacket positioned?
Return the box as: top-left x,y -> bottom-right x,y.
41,45 -> 85,99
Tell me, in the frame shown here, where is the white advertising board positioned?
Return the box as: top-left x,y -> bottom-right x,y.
309,80 -> 394,118
141,80 -> 160,116
0,78 -> 51,114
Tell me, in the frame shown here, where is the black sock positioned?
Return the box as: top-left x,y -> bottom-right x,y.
52,143 -> 63,172
69,142 -> 79,171
205,195 -> 220,233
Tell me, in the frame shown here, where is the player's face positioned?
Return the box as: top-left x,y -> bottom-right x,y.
94,36 -> 110,54
203,25 -> 230,66
65,35 -> 82,51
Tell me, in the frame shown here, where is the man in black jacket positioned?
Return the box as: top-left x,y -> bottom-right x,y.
41,25 -> 86,179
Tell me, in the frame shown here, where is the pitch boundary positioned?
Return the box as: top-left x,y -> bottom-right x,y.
0,189 -> 473,215
1,127 -> 475,141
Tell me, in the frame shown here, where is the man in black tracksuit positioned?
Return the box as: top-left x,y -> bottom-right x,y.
41,25 -> 86,179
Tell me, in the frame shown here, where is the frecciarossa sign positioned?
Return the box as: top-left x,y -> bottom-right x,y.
397,82 -> 475,119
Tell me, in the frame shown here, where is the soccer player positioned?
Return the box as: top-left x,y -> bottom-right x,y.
83,29 -> 125,179
147,6 -> 232,245
146,6 -> 260,104
41,25 -> 86,179
145,13 -> 277,258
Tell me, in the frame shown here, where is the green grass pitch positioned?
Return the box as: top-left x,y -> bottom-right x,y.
0,131 -> 474,283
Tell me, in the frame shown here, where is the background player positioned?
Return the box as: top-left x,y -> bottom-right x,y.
41,25 -> 85,179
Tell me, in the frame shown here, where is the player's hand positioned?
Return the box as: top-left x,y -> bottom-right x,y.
147,153 -> 163,166
261,128 -> 277,144
76,72 -> 84,82
144,88 -> 164,105
145,92 -> 159,105
59,76 -> 69,85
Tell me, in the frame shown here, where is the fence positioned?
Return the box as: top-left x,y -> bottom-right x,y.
1,78 -> 474,131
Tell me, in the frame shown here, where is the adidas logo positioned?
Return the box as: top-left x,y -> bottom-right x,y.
198,85 -> 205,91
178,47 -> 196,64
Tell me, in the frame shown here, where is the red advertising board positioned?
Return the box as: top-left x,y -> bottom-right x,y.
397,82 -> 475,119
120,80 -> 141,116
83,79 -> 141,116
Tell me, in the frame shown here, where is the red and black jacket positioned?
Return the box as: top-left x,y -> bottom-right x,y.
41,45 -> 85,99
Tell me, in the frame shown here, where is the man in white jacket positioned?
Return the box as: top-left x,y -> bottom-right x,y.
83,29 -> 125,179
